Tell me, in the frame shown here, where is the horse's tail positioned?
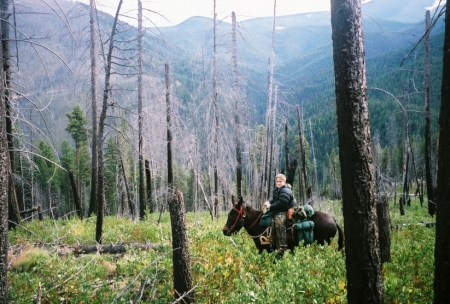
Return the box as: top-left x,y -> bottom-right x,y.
336,222 -> 344,251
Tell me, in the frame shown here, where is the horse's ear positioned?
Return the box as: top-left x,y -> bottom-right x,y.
239,196 -> 245,206
232,195 -> 238,206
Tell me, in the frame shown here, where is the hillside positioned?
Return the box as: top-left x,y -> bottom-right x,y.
12,0 -> 444,186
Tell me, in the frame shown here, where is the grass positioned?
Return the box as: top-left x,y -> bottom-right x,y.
7,198 -> 435,303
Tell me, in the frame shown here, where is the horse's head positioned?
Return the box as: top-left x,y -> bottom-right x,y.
222,195 -> 246,236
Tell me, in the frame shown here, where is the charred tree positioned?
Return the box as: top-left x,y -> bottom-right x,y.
168,189 -> 194,302
0,17 -> 8,300
2,0 -> 20,229
330,0 -> 384,302
96,0 -> 123,244
424,9 -> 436,216
296,105 -> 309,204
267,85 -> 278,195
165,62 -> 173,189
434,3 -> 450,302
145,159 -> 153,213
377,195 -> 391,263
137,0 -> 146,220
232,11 -> 242,200
88,0 -> 99,217
212,0 -> 219,217
69,170 -> 82,219
118,145 -> 134,218
262,0 -> 277,202
284,120 -> 297,186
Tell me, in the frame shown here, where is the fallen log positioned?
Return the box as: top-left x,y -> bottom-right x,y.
391,222 -> 436,229
73,243 -> 155,255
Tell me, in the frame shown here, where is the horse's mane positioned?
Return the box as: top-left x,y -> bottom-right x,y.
244,204 -> 261,219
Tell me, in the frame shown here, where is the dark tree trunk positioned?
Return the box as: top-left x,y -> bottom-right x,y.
0,16 -> 8,300
212,0 -> 219,218
330,0 -> 384,302
165,63 -> 173,188
168,189 -> 194,303
284,120 -> 298,187
96,0 -> 123,244
2,0 -> 20,229
145,159 -> 153,213
118,147 -> 134,217
137,0 -> 146,220
408,139 -> 423,206
88,0 -> 99,217
69,170 -> 83,219
424,9 -> 436,216
377,195 -> 391,263
232,11 -> 242,200
261,0 -> 277,203
434,3 -> 450,302
296,105 -> 309,203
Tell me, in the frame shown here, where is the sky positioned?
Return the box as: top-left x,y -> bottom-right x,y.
81,0 -> 332,27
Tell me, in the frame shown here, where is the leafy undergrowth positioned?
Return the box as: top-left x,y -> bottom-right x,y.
8,200 -> 434,303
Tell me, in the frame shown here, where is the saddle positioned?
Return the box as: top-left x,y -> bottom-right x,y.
259,205 -> 315,247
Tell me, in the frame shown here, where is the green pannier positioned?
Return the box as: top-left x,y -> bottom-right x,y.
260,210 -> 273,227
294,220 -> 315,245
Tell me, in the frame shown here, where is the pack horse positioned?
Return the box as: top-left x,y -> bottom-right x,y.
222,196 -> 344,254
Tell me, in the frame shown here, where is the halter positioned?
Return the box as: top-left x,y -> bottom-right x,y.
230,205 -> 263,231
229,205 -> 245,230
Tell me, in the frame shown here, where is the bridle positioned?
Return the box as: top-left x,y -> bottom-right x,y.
229,205 -> 245,231
229,205 -> 263,232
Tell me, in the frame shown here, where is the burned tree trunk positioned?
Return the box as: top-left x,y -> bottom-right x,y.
168,189 -> 194,302
145,159 -> 153,213
96,0 -> 123,244
377,195 -> 391,263
434,2 -> 450,302
261,0 -> 277,202
296,105 -> 309,204
165,62 -> 173,189
2,0 -> 20,229
284,120 -> 298,186
88,0 -> 99,217
424,9 -> 436,216
330,0 -> 384,302
0,17 -> 8,300
232,11 -> 242,200
137,0 -> 146,220
69,170 -> 82,219
212,0 -> 219,218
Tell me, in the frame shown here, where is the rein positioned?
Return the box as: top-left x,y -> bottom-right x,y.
233,206 -> 269,239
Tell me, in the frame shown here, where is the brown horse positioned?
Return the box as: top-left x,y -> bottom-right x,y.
222,197 -> 344,253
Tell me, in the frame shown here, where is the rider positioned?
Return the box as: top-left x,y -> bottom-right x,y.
263,173 -> 295,256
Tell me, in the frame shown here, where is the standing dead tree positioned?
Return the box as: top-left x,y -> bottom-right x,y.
137,0 -> 146,220
168,189 -> 194,303
0,16 -> 8,301
424,9 -> 436,216
330,0 -> 384,302
283,120 -> 297,187
261,0 -> 277,202
96,0 -> 123,244
212,0 -> 220,218
2,0 -> 21,229
232,11 -> 242,200
296,105 -> 310,204
88,0 -> 99,217
434,2 -> 450,302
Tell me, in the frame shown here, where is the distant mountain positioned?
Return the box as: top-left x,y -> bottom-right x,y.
362,0 -> 440,23
13,0 -> 445,171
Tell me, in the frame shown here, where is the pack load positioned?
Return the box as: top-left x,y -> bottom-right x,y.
293,204 -> 315,245
260,209 -> 273,227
